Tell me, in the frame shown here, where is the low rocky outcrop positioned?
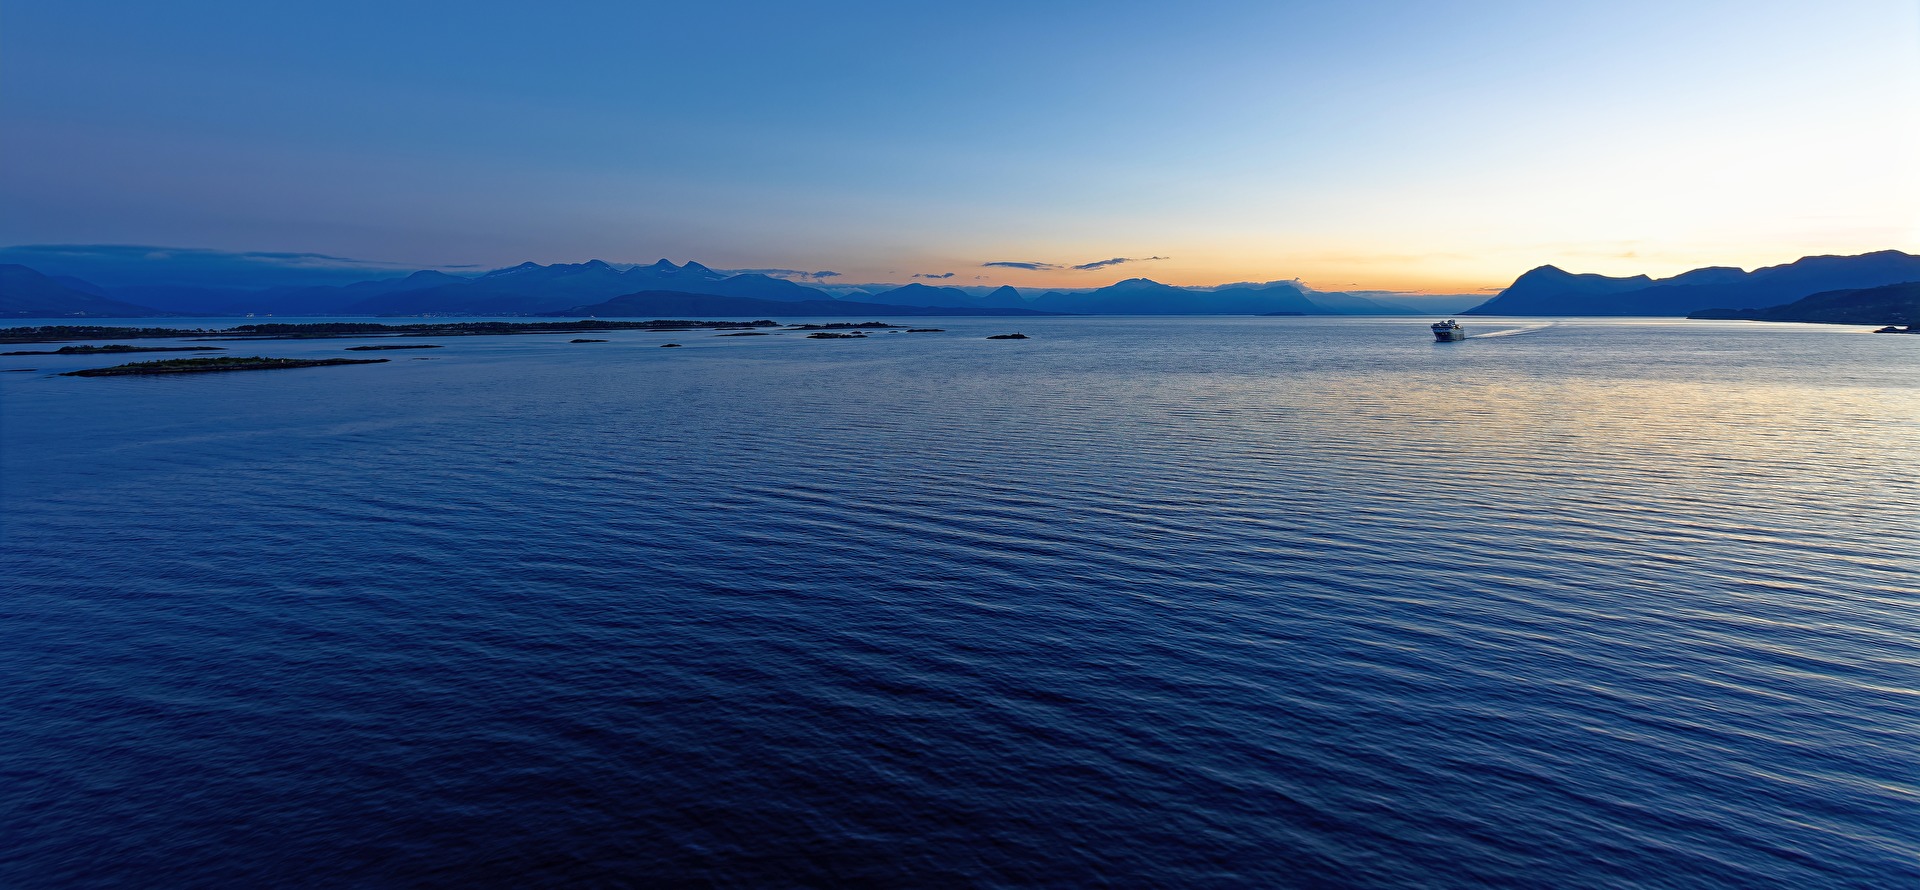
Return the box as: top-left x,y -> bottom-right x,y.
2,344 -> 222,356
62,356 -> 389,376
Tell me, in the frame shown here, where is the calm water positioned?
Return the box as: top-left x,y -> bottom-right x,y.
3,317 -> 1916,887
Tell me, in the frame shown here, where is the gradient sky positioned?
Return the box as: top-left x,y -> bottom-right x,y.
5,1 -> 1917,293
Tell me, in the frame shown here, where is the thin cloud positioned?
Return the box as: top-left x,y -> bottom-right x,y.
1071,256 -> 1169,271
5,243 -> 414,269
912,272 -> 955,279
985,256 -> 1169,272
0,243 -> 457,288
1192,277 -> 1306,291
726,268 -> 841,281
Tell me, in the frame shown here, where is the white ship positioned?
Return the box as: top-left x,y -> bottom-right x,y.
1431,319 -> 1465,342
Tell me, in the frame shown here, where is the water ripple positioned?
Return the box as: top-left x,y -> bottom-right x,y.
3,317 -> 1916,887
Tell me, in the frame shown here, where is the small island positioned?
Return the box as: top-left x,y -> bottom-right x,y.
906,328 -> 944,333
570,338 -> 608,343
788,322 -> 899,331
1,344 -> 224,356
987,333 -> 1030,340
61,356 -> 390,377
807,332 -> 867,339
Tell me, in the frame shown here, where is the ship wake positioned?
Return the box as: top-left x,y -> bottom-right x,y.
1469,323 -> 1556,339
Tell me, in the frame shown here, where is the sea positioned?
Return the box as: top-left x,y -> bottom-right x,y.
2,316 -> 1915,888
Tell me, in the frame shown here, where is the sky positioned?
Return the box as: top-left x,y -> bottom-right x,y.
4,1 -> 1917,293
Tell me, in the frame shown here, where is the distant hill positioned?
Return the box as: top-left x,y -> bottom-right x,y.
264,270 -> 473,314
1031,279 -> 1190,314
32,250 -> 1913,320
350,260 -> 688,315
4,254 -> 1488,318
1187,282 -> 1321,315
116,269 -> 475,315
85,258 -> 818,316
863,283 -> 1050,311
975,285 -> 1032,309
550,290 -> 1067,318
347,259 -> 838,315
1300,290 -> 1420,314
49,275 -> 110,296
94,285 -> 264,314
697,272 -> 831,301
1465,250 -> 1920,316
868,283 -> 981,308
1,265 -> 171,317
1024,278 -> 1396,315
1689,281 -> 1920,325
1355,293 -> 1484,315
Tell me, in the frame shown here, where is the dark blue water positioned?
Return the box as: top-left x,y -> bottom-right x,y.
4,317 -> 1916,887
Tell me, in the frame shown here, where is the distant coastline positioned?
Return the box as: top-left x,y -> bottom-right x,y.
1687,281 -> 1918,327
7,250 -> 1919,325
0,320 -> 780,345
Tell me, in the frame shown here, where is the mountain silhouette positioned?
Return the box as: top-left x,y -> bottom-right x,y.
1466,251 -> 1920,316
867,283 -> 982,308
1,265 -> 171,317
550,290 -> 1065,318
99,269 -> 472,315
694,273 -> 826,301
351,260 -> 674,314
976,285 -> 1030,309
1031,279 -> 1198,314
236,270 -> 472,315
1024,278 -> 1394,315
1202,282 -> 1328,314
49,275 -> 111,296
347,259 -> 840,315
13,250 -> 1912,319
1690,281 -> 1920,325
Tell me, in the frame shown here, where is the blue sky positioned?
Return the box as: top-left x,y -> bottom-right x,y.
4,1 -> 1916,292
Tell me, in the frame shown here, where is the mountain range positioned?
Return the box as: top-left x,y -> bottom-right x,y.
1688,281 -> 1920,325
0,265 -> 174,318
0,257 -> 1431,318
548,291 -> 1064,319
6,251 -> 1918,321
1464,250 -> 1920,317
